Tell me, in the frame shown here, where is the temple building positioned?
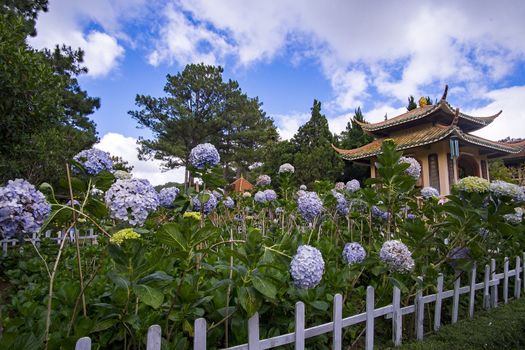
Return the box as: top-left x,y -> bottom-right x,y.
333,86 -> 523,195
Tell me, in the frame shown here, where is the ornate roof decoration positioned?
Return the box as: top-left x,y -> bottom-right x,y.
333,125 -> 522,161
353,86 -> 501,134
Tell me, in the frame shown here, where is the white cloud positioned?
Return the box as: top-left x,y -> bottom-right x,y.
96,133 -> 185,186
148,0 -> 525,112
28,0 -> 145,77
469,86 -> 525,141
274,112 -> 310,140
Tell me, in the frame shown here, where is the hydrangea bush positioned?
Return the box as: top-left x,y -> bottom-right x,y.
159,187 -> 180,208
379,240 -> 415,273
74,148 -> 113,175
189,143 -> 220,169
290,245 -> 325,289
342,242 -> 366,265
297,191 -> 323,221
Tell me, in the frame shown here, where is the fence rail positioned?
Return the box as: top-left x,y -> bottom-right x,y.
72,252 -> 525,350
1,229 -> 98,256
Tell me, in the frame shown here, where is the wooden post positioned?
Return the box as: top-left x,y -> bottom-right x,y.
295,302 -> 305,350
365,286 -> 375,350
75,337 -> 91,350
434,274 -> 444,331
248,312 -> 260,350
415,277 -> 424,340
483,264 -> 490,310
392,286 -> 402,346
332,294 -> 342,350
194,318 -> 207,350
452,273 -> 460,324
490,259 -> 498,307
469,264 -> 476,318
514,256 -> 521,299
522,252 -> 525,292
503,257 -> 509,304
146,325 -> 161,350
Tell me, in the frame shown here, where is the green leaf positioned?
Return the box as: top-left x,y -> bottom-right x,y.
310,300 -> 329,311
389,277 -> 409,293
251,274 -> 277,299
157,223 -> 187,250
237,286 -> 261,316
107,271 -> 130,290
133,284 -> 164,309
90,318 -> 118,333
138,271 -> 173,285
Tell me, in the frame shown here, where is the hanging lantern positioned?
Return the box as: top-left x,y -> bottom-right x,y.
449,136 -> 459,159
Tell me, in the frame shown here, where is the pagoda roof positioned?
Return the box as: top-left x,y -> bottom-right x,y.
500,139 -> 525,164
333,124 -> 523,162
354,99 -> 501,135
231,176 -> 253,192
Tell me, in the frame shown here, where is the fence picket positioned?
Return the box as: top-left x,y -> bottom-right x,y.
415,277 -> 424,340
365,286 -> 375,350
295,302 -> 305,350
75,337 -> 91,350
248,312 -> 260,350
503,257 -> 509,304
146,325 -> 161,350
514,256 -> 521,299
522,252 -> 525,292
392,286 -> 402,346
483,264 -> 490,309
491,259 -> 498,307
469,264 -> 477,317
332,294 -> 342,350
194,318 -> 207,350
452,274 -> 460,324
434,274 -> 444,331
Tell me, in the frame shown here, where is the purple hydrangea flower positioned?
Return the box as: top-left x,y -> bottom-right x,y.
342,242 -> 366,265
73,148 -> 113,175
489,180 -> 524,200
421,186 -> 440,199
504,207 -> 523,225
297,191 -> 323,222
0,179 -> 51,238
379,240 -> 415,273
407,213 -> 416,220
105,178 -> 159,226
479,228 -> 490,238
223,196 -> 235,209
399,157 -> 421,179
346,179 -> 361,193
278,163 -> 295,174
264,189 -> 277,202
256,175 -> 271,186
212,190 -> 223,200
332,190 -> 349,216
372,206 -> 390,221
349,199 -> 367,213
159,187 -> 180,208
189,143 -> 220,169
192,192 -> 218,214
254,191 -> 267,203
290,245 -> 325,289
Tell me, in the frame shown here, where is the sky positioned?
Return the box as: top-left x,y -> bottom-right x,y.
29,0 -> 525,185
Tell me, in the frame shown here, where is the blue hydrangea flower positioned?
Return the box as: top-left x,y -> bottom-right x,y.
0,179 -> 51,238
105,178 -> 159,226
342,242 -> 366,265
489,180 -> 524,200
189,143 -> 220,169
297,191 -> 323,222
278,163 -> 295,174
212,190 -> 223,200
332,190 -> 349,216
192,192 -> 218,214
223,196 -> 235,209
504,207 -> 523,225
407,213 -> 416,220
346,179 -> 361,193
379,240 -> 415,273
74,148 -> 113,175
399,157 -> 421,179
256,175 -> 271,186
254,191 -> 267,203
372,205 -> 391,221
290,245 -> 325,289
264,189 -> 277,202
479,228 -> 490,238
159,187 -> 180,208
421,186 -> 440,199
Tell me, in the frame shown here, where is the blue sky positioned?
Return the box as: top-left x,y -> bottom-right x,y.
29,0 -> 525,184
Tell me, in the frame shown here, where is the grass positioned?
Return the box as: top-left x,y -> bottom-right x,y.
390,296 -> 525,349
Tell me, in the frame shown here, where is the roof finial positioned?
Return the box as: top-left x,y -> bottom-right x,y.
441,84 -> 449,101
452,108 -> 459,127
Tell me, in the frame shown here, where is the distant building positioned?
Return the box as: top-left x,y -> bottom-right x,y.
333,86 -> 523,195
231,176 -> 254,193
500,139 -> 525,184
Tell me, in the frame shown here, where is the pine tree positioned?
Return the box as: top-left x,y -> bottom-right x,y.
407,96 -> 417,111
291,100 -> 343,185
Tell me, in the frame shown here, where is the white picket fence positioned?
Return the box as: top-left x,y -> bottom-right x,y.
73,253 -> 525,350
1,229 -> 98,256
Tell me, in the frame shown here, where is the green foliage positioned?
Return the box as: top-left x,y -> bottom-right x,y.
489,159 -> 516,183
407,95 -> 417,110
